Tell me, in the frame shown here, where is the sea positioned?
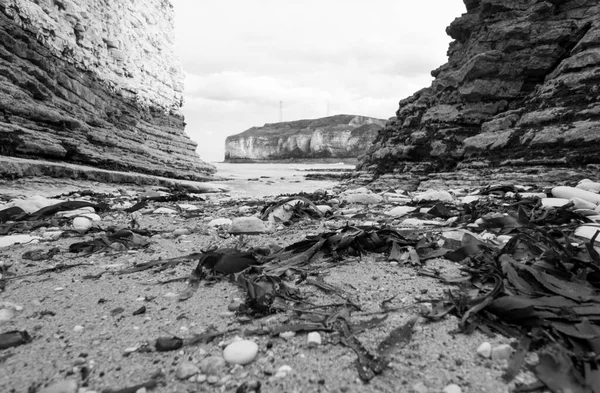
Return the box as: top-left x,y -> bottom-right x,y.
209,162 -> 356,198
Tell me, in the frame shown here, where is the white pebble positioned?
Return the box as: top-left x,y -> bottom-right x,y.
491,344 -> 513,361
72,216 -> 93,233
476,342 -> 492,358
279,331 -> 296,339
223,340 -> 258,365
552,186 -> 600,205
307,332 -> 321,347
443,384 -> 462,393
73,325 -> 84,332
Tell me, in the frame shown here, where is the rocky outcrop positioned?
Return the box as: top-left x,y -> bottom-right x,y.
0,0 -> 215,181
225,115 -> 386,162
359,0 -> 600,176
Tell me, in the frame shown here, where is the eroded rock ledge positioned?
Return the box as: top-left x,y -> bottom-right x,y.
359,0 -> 600,176
225,115 -> 386,162
0,0 -> 215,181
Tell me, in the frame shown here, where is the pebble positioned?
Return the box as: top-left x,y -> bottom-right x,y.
0,234 -> 40,248
577,180 -> 600,192
461,195 -> 481,204
0,307 -> 15,323
198,355 -> 226,375
307,332 -> 321,347
414,189 -> 454,202
207,375 -> 219,384
73,325 -> 84,332
229,216 -> 270,234
152,207 -> 178,214
72,216 -> 93,233
175,362 -> 200,380
541,198 -> 570,209
476,342 -> 492,358
223,340 -> 259,365
552,186 -> 600,205
39,379 -> 78,393
411,381 -> 429,393
442,384 -> 462,393
574,225 -> 600,243
570,197 -> 597,210
208,218 -> 233,227
279,331 -> 296,339
173,228 -> 191,236
385,206 -> 417,217
491,343 -> 513,361
196,374 -> 207,383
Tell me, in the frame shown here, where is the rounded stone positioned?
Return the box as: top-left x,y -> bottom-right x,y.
175,362 -> 200,380
442,384 -> 462,393
72,216 -> 93,233
198,356 -> 226,375
223,340 -> 259,365
476,341 -> 492,358
491,344 -> 513,361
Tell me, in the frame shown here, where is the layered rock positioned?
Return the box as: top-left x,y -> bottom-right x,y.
359,0 -> 600,176
0,0 -> 215,180
225,115 -> 386,162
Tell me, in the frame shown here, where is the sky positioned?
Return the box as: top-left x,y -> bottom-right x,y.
170,1 -> 466,163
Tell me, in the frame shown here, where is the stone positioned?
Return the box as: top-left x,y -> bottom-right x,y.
476,342 -> 492,358
39,379 -> 78,393
224,115 -> 386,161
541,198 -> 570,209
229,217 -> 270,234
223,340 -> 259,365
175,362 -> 200,380
491,344 -> 513,361
442,384 -> 462,393
208,218 -> 233,227
552,186 -> 600,205
574,225 -> 600,243
152,207 -> 178,215
73,325 -> 84,332
198,356 -> 226,375
72,216 -> 93,233
340,188 -> 384,205
385,206 -> 417,217
0,234 -> 41,248
307,332 -> 321,347
0,196 -> 60,213
414,189 -> 454,202
577,180 -> 600,192
461,195 -> 481,204
570,197 -> 597,210
316,205 -> 332,214
411,381 -> 429,393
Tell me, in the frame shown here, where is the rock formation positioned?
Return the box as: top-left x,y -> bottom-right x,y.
225,115 -> 386,162
0,0 -> 215,181
358,0 -> 600,176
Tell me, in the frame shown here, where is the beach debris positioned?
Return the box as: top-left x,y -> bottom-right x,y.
261,196 -> 323,224
223,339 -> 259,365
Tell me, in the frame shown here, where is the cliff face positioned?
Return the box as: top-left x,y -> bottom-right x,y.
224,115 -> 386,162
359,0 -> 600,175
0,0 -> 215,180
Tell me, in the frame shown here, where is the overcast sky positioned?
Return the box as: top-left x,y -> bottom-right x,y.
170,1 -> 465,163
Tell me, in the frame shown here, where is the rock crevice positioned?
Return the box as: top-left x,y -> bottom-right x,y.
0,0 -> 215,180
359,0 -> 600,176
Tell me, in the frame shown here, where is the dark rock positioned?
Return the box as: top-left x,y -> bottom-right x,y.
359,0 -> 600,176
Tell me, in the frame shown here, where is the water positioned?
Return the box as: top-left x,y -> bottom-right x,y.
210,162 -> 355,198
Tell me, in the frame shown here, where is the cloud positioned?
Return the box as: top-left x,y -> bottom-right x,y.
171,0 -> 466,162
